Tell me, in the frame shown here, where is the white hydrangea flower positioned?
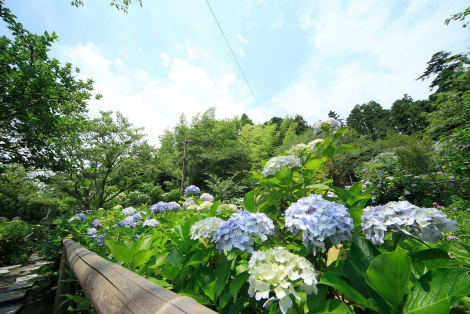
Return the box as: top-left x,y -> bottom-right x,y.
197,201 -> 213,211
200,193 -> 214,202
217,203 -> 238,214
183,198 -> 196,210
313,118 -> 342,135
248,248 -> 318,314
122,207 -> 136,216
187,204 -> 198,210
307,139 -> 323,151
262,156 -> 301,177
361,201 -> 458,245
285,194 -> 354,255
143,219 -> 160,227
190,217 -> 225,240
286,143 -> 308,157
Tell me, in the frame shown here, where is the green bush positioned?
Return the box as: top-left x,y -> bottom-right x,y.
162,189 -> 181,202
0,218 -> 45,266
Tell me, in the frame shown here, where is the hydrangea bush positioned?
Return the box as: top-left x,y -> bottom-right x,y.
36,119 -> 470,314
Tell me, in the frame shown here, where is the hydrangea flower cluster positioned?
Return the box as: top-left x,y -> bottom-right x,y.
361,201 -> 458,245
217,203 -> 237,214
132,212 -> 143,221
190,217 -> 225,240
261,156 -> 301,177
87,228 -> 98,236
212,210 -> 274,253
187,204 -> 198,210
151,201 -> 181,214
183,198 -> 196,210
72,214 -> 87,221
122,207 -> 136,216
143,219 -> 160,227
248,248 -> 318,314
286,143 -> 307,157
307,139 -> 323,150
90,220 -> 102,229
313,118 -> 342,135
197,201 -> 213,211
116,216 -> 135,228
285,194 -> 354,255
184,185 -> 200,195
200,193 -> 214,202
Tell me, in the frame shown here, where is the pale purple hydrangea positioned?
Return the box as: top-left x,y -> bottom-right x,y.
90,220 -> 102,229
151,201 -> 181,213
122,207 -> 136,216
73,214 -> 87,221
285,194 -> 354,255
184,185 -> 200,195
132,212 -> 143,221
117,216 -> 135,228
362,201 -> 458,245
313,118 -> 342,135
212,210 -> 275,254
143,219 -> 160,227
405,191 -> 411,195
87,228 -> 97,236
411,184 -> 417,187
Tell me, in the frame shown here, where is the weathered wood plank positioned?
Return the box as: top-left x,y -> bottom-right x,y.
62,238 -> 217,314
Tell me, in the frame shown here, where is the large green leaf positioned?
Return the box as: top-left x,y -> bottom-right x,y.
243,191 -> 255,212
207,200 -> 221,218
166,248 -> 183,267
203,280 -> 217,302
320,272 -> 367,305
307,284 -> 328,311
336,143 -> 358,154
321,145 -> 336,158
350,237 -> 382,276
230,271 -> 250,302
314,299 -> 349,313
348,208 -> 364,227
409,249 -> 453,262
161,266 -> 180,281
275,167 -> 293,186
333,127 -> 350,141
403,268 -> 470,314
179,289 -> 210,305
366,247 -> 412,314
132,250 -> 153,268
306,184 -> 330,190
105,240 -> 133,264
215,261 -> 232,297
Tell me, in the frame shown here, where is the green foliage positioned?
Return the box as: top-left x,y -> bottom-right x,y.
346,101 -> 391,140
204,172 -> 247,201
0,2 -> 96,170
162,189 -> 181,202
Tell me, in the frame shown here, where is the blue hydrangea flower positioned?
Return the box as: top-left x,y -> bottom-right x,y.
89,235 -> 106,239
87,228 -> 98,236
184,185 -> 200,195
151,201 -> 181,213
131,236 -> 140,239
95,241 -> 105,246
143,219 -> 160,227
90,220 -> 102,230
212,210 -> 274,254
73,214 -> 87,221
122,207 -> 136,216
285,194 -> 354,255
132,212 -> 143,221
117,216 -> 135,228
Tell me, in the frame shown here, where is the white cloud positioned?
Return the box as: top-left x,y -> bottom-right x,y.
61,43 -> 257,146
237,33 -> 248,44
269,0 -> 470,124
271,11 -> 284,28
239,48 -> 246,57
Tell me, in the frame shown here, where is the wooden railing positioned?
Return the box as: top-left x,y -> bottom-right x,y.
53,238 -> 218,314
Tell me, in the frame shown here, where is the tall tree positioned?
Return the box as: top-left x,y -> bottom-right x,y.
346,101 -> 390,140
328,111 -> 344,123
0,2 -> 98,170
52,111 -> 158,211
240,113 -> 254,126
390,94 -> 433,134
293,114 -> 310,135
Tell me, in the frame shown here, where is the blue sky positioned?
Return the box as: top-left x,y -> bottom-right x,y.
3,0 -> 470,145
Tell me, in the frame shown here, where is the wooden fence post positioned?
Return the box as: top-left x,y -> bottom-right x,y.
53,249 -> 73,314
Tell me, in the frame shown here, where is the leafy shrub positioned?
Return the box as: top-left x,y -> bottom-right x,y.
162,189 -> 181,202
0,218 -> 45,266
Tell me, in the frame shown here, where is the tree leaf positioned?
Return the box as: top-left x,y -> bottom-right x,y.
305,184 -> 329,190
307,284 -> 328,311
161,266 -> 180,281
275,167 -> 293,186
409,249 -> 452,262
203,280 -> 217,302
321,145 -> 336,158
403,268 -> 470,314
105,240 -> 132,264
230,271 -> 250,302
350,237 -> 382,277
336,143 -> 358,154
166,248 -> 182,267
366,247 -> 412,314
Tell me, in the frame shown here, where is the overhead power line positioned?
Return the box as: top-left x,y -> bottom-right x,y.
204,0 -> 266,120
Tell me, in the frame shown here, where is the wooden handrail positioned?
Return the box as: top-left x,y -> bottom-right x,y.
54,238 -> 218,314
